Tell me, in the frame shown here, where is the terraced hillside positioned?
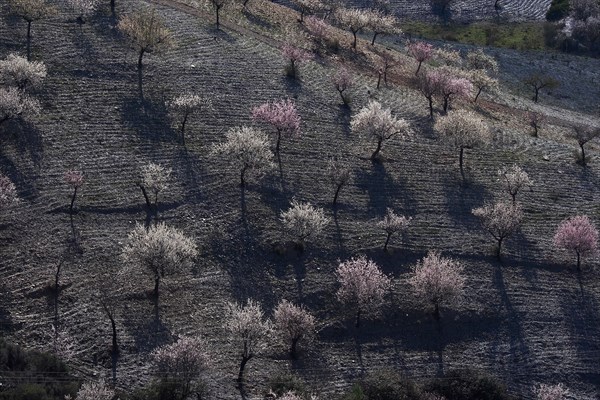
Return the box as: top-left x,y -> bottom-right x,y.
1,0 -> 600,399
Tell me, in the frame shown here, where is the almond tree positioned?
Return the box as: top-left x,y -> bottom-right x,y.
293,0 -> 324,22
0,54 -> 47,91
417,69 -> 440,118
472,201 -> 523,258
118,8 -> 173,70
251,99 -> 301,153
282,43 -> 313,79
523,72 -> 559,103
377,208 -> 410,252
433,110 -> 489,180
7,0 -> 57,60
528,111 -> 544,137
211,126 -> 275,187
566,124 -> 600,166
96,276 -> 120,355
366,10 -> 400,45
469,69 -> 498,103
64,170 -> 84,214
209,0 -> 231,28
374,50 -> 398,89
224,299 -> 271,382
326,155 -> 352,206
0,86 -> 40,125
305,16 -> 328,48
66,380 -> 115,400
408,41 -> 433,75
169,94 -> 210,145
335,8 -> 370,49
466,49 -> 498,72
536,383 -> 570,400
121,222 -> 197,297
434,68 -> 473,113
139,162 -> 172,211
332,66 -> 354,105
66,0 -> 101,24
498,165 -> 533,204
350,100 -> 410,160
336,256 -> 391,327
281,199 -> 329,249
553,215 -> 598,270
410,251 -> 465,319
152,337 -> 209,400
0,174 -> 18,210
273,299 -> 316,359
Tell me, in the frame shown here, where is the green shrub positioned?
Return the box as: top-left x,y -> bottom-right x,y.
341,370 -> 422,400
546,0 -> 570,21
268,373 -> 309,398
427,369 -> 512,400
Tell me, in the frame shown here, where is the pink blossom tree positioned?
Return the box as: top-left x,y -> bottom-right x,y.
536,383 -> 570,400
350,100 -> 410,160
433,110 -> 489,180
251,99 -> 301,153
273,299 -> 316,359
332,66 -> 354,105
472,201 -> 524,258
224,299 -> 271,382
282,43 -> 312,79
434,68 -> 473,113
64,170 -> 84,214
417,69 -> 440,118
410,251 -> 465,319
408,41 -> 433,75
0,173 -> 18,210
377,208 -> 410,252
336,256 -> 391,327
152,337 -> 209,400
553,215 -> 598,270
305,16 -> 328,48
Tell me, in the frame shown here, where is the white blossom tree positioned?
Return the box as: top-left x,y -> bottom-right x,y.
336,256 -> 391,327
281,199 -> 329,249
326,155 -> 352,206
497,165 -> 533,204
152,337 -> 209,400
292,0 -> 324,22
168,94 -> 210,145
377,208 -> 410,252
7,0 -> 57,60
434,109 -> 489,180
66,380 -> 115,400
66,0 -> 101,24
0,53 -> 46,91
335,8 -> 370,49
139,162 -> 172,210
121,222 -> 197,297
273,299 -> 316,359
350,100 -> 410,160
211,126 -> 275,187
566,124 -> 600,166
472,201 -> 523,258
224,299 -> 271,382
410,251 -> 464,319
0,174 -> 18,210
366,10 -> 400,45
469,69 -> 498,103
536,383 -> 570,400
0,86 -> 40,125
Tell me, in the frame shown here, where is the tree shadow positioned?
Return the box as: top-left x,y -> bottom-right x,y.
430,0 -> 455,23
242,8 -> 273,30
282,75 -> 302,98
121,294 -> 173,353
442,174 -> 491,227
335,104 -> 352,136
121,95 -> 178,143
0,119 -> 44,169
207,26 -> 237,43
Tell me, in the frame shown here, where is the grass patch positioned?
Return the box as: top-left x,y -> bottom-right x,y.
402,21 -> 547,51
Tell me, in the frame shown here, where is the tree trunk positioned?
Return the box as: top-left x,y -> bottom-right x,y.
181,113 -> 188,145
427,96 -> 434,119
299,9 -> 305,22
371,32 -> 379,45
338,89 -> 346,104
290,336 -> 300,359
433,302 -> 440,320
443,96 -> 449,113
383,232 -> 392,251
69,187 -> 78,214
290,60 -> 296,78
533,123 -> 538,137
237,355 -> 252,382
140,185 -> 151,209
496,237 -> 503,259
154,276 -> 160,297
576,251 -> 581,271
459,146 -> 465,180
0,116 -> 9,125
371,138 -> 383,160
352,30 -> 357,49
474,87 -> 483,103
533,87 -> 539,103
137,48 -> 145,71
109,314 -> 118,354
333,183 -> 342,206
276,130 -> 282,153
415,61 -> 422,76
580,143 -> 586,166
27,21 -> 32,61
216,5 -> 221,29
240,166 -> 247,187
111,0 -> 115,13
355,308 -> 361,328
511,192 -> 516,204
377,72 -> 382,89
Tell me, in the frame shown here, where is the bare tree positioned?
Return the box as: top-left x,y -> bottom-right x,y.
211,126 -> 275,187
293,0 -> 324,22
139,162 -> 172,211
350,100 -> 410,160
121,222 -> 197,297
326,155 -> 352,206
566,124 -> 600,166
96,278 -> 120,355
472,201 -> 523,258
152,337 -> 209,400
281,199 -> 329,249
553,215 -> 598,270
410,250 -> 464,319
209,0 -> 231,28
0,173 -> 18,210
118,8 -> 173,70
0,54 -> 46,91
335,8 -> 370,49
7,0 -> 57,60
224,299 -> 271,382
434,110 -> 489,180
64,170 -> 84,214
497,165 -> 533,204
336,256 -> 391,327
523,72 -> 559,103
65,380 -> 115,400
0,86 -> 40,125
377,208 -> 410,252
169,94 -> 210,146
273,299 -> 316,359
528,111 -> 544,137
